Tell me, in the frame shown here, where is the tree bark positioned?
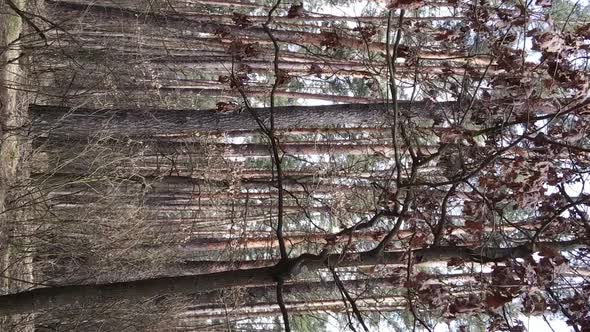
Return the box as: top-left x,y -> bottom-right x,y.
47,0 -> 486,60
0,240 -> 582,316
30,101 -> 434,137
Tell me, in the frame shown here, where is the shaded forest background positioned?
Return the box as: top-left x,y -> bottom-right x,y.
0,0 -> 589,331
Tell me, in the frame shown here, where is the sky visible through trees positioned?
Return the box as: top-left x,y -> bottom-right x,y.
0,0 -> 589,331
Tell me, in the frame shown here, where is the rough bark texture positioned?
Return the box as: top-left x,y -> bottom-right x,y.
0,240 -> 582,316
30,102 -> 411,136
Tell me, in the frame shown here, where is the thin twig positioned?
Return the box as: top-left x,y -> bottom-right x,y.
263,0 -> 288,262
330,266 -> 369,332
276,279 -> 291,332
432,183 -> 457,247
545,287 -> 581,332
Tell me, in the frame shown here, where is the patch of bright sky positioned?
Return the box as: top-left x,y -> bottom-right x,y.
312,0 -> 386,18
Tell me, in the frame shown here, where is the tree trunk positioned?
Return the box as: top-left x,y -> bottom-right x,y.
0,240 -> 581,316
30,102 -> 433,137
46,0 -> 483,59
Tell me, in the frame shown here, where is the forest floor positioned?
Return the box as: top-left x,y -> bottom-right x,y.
0,0 -> 35,307
0,0 -> 27,204
0,0 -> 36,330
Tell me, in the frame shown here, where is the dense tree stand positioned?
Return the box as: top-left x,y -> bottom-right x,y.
0,0 -> 589,331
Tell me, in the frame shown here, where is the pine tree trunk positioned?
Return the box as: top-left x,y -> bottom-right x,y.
30,102 -> 437,137
0,240 -> 581,316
